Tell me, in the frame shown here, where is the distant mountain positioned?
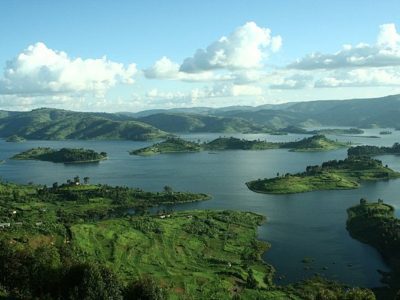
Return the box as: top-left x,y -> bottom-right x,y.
137,113 -> 271,133
286,94 -> 400,128
0,108 -> 168,141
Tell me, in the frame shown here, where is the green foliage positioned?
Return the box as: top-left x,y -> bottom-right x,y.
124,277 -> 166,300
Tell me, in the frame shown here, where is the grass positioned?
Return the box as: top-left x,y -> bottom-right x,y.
69,210 -> 272,299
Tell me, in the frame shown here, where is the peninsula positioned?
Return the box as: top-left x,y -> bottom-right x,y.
0,179 -> 375,299
246,156 -> 400,194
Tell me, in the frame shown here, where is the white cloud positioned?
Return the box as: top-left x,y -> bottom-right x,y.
0,42 -> 137,96
289,23 -> 400,70
269,74 -> 313,90
180,22 -> 281,73
315,67 -> 400,88
144,56 -> 232,82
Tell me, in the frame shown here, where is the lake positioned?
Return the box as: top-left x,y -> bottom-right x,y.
1,129 -> 399,287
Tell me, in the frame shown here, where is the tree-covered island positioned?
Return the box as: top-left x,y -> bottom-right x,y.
246,156 -> 400,194
130,135 -> 348,156
11,147 -> 108,164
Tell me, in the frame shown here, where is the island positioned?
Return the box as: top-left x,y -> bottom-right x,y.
130,137 -> 201,156
130,135 -> 348,156
0,179 -> 375,299
11,147 -> 108,164
278,126 -> 364,135
5,135 -> 26,143
348,143 -> 400,157
246,156 -> 400,194
282,134 -> 349,152
204,137 -> 280,151
380,130 -> 392,135
347,199 -> 400,298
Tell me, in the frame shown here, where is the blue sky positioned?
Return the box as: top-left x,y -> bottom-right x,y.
0,0 -> 400,111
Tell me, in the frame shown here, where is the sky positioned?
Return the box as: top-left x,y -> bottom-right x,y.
0,0 -> 400,112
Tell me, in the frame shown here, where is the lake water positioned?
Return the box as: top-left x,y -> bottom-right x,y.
1,129 -> 399,287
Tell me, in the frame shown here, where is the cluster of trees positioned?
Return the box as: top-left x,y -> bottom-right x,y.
0,242 -> 166,299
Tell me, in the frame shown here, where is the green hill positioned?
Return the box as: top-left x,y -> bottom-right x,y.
247,156 -> 400,194
0,108 -> 168,141
137,113 -> 271,133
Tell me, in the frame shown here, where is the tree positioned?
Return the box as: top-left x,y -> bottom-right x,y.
74,176 -> 80,184
246,269 -> 258,289
124,276 -> 166,300
163,185 -> 173,194
60,263 -> 123,300
83,177 -> 90,185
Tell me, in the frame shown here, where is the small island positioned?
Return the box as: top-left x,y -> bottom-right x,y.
282,134 -> 348,152
204,137 -> 279,151
130,137 -> 202,156
5,135 -> 26,143
11,147 -> 108,164
246,156 -> 400,194
348,143 -> 400,157
379,130 -> 392,135
130,135 -> 348,156
279,126 -> 364,135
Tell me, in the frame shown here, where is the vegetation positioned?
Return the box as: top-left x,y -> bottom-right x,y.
247,156 -> 400,194
5,135 -> 26,142
130,137 -> 201,156
12,147 -> 108,164
0,108 -> 168,141
348,143 -> 400,157
347,200 -> 400,299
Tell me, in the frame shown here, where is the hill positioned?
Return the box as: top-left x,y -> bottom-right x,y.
0,108 -> 168,141
137,113 -> 271,133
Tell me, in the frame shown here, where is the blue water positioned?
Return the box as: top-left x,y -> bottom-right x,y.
0,129 -> 399,287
